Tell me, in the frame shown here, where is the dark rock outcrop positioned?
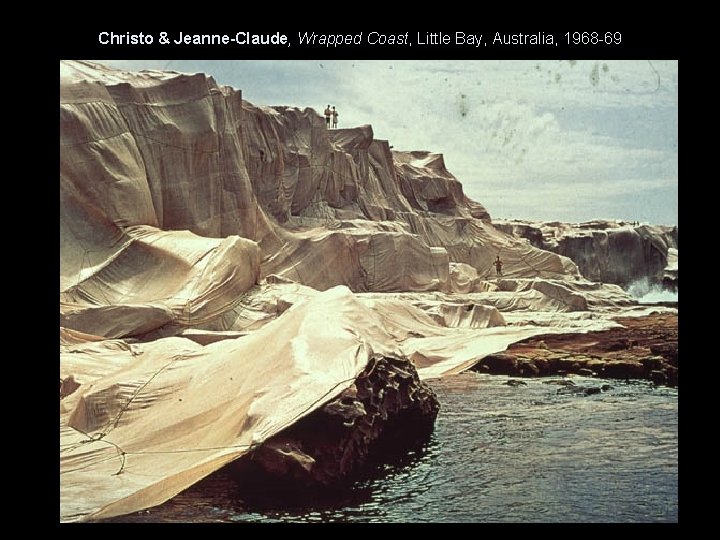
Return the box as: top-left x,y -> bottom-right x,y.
476,353 -> 518,375
556,385 -> 607,397
543,379 -> 576,387
602,360 -> 645,379
230,354 -> 439,490
553,226 -> 672,287
555,385 -> 603,396
470,313 -> 677,386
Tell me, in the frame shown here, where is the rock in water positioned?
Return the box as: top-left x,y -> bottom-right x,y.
543,379 -> 576,387
231,355 -> 439,491
472,354 -> 518,375
650,370 -> 668,386
603,360 -> 645,380
556,385 -> 602,397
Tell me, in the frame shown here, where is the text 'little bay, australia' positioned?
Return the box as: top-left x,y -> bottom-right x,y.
416,32 -> 556,46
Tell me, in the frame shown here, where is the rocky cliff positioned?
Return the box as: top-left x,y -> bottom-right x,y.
495,219 -> 678,289
61,60 -> 582,340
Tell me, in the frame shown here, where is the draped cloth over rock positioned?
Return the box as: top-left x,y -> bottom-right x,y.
62,288 -> 389,521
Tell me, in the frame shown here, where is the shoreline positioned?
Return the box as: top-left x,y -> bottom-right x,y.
471,312 -> 678,386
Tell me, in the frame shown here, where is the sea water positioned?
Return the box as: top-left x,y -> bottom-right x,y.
111,373 -> 678,523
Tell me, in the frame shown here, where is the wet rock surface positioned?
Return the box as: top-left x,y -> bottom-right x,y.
471,313 -> 677,386
228,355 -> 439,497
556,385 -> 607,397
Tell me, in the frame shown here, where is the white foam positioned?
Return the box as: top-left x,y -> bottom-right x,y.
627,277 -> 677,303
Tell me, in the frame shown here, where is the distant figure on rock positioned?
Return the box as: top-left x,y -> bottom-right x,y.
494,255 -> 503,277
324,105 -> 332,127
332,106 -> 339,128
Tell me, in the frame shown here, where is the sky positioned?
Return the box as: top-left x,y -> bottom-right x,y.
100,60 -> 678,225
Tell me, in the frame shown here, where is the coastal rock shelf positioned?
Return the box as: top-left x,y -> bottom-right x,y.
471,313 -> 678,386
494,219 -> 678,289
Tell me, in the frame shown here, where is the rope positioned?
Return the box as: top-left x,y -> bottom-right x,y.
60,426 -> 127,476
101,358 -> 177,435
61,359 -> 365,477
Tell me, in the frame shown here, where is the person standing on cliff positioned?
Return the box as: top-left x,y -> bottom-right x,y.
324,105 -> 332,127
494,255 -> 503,277
332,106 -> 339,128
